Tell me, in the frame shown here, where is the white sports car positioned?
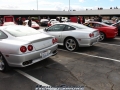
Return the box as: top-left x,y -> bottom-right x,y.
40,22 -> 100,51
0,25 -> 58,72
48,19 -> 60,27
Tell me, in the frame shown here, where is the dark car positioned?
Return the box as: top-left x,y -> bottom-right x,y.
112,21 -> 120,36
40,19 -> 49,26
102,20 -> 113,25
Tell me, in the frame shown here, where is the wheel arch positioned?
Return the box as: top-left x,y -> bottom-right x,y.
99,31 -> 106,38
63,36 -> 79,46
0,51 -> 8,63
0,51 -> 4,57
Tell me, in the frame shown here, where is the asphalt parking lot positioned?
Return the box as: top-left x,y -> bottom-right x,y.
0,27 -> 120,90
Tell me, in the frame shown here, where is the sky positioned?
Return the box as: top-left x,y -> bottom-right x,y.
0,0 -> 119,10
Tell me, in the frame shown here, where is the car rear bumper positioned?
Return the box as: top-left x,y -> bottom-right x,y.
106,32 -> 118,38
78,36 -> 100,47
3,44 -> 58,67
32,26 -> 40,30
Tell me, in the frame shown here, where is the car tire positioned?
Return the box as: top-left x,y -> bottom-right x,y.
64,38 -> 79,51
0,53 -> 10,72
99,32 -> 106,41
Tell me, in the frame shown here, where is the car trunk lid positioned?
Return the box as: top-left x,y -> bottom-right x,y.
17,34 -> 54,50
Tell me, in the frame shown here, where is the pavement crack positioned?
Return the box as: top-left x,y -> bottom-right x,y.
45,66 -> 69,72
45,64 -> 94,90
68,66 -> 95,90
106,69 -> 115,90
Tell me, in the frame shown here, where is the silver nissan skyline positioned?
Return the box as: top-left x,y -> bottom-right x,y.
40,22 -> 100,51
0,25 -> 58,72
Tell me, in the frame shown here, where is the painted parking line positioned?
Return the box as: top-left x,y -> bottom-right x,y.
58,49 -> 120,63
115,37 -> 120,40
98,42 -> 120,47
15,69 -> 50,86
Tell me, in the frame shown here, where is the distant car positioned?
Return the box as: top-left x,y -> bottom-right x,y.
24,20 -> 40,30
1,16 -> 16,26
84,21 -> 118,41
112,21 -> 120,36
102,20 -> 113,25
3,16 -> 15,22
48,19 -> 60,27
40,22 -> 100,51
40,19 -> 49,26
0,25 -> 58,72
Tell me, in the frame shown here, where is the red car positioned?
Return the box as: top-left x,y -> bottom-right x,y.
84,22 -> 118,41
1,16 -> 16,26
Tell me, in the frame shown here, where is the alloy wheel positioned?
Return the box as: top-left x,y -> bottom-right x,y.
99,32 -> 105,41
65,38 -> 77,51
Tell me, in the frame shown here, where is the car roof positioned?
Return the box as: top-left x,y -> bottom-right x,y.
85,21 -> 100,23
53,22 -> 75,25
112,21 -> 120,26
0,25 -> 28,30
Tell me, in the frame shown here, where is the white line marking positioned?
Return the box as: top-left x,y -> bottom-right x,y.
58,49 -> 120,63
115,37 -> 120,40
15,69 -> 50,86
98,42 -> 120,47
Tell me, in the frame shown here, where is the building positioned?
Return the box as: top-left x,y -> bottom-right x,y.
0,9 -> 120,20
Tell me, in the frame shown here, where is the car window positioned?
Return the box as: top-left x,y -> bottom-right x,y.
93,23 -> 102,28
47,24 -> 65,31
70,23 -> 90,29
5,26 -> 41,37
113,22 -> 120,27
0,30 -> 8,39
64,25 -> 76,31
84,23 -> 94,28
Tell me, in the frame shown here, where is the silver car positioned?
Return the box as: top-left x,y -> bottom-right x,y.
40,22 -> 100,51
0,25 -> 58,72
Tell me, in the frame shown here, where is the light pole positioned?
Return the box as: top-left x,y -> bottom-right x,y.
69,0 -> 70,11
37,0 -> 38,10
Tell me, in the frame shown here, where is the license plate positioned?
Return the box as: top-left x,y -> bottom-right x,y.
40,50 -> 51,58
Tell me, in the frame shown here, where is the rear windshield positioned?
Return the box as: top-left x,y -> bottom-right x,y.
99,22 -> 111,26
5,26 -> 41,37
70,23 -> 90,29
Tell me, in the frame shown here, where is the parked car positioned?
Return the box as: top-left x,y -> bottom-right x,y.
111,21 -> 120,36
40,22 -> 100,51
2,16 -> 16,26
102,20 -> 113,25
24,20 -> 40,30
48,19 -> 60,27
0,25 -> 58,72
84,21 -> 118,41
3,16 -> 15,22
40,19 -> 49,26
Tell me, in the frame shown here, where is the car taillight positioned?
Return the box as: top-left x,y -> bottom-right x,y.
52,38 -> 57,44
89,33 -> 94,37
28,45 -> 33,51
20,46 -> 27,53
